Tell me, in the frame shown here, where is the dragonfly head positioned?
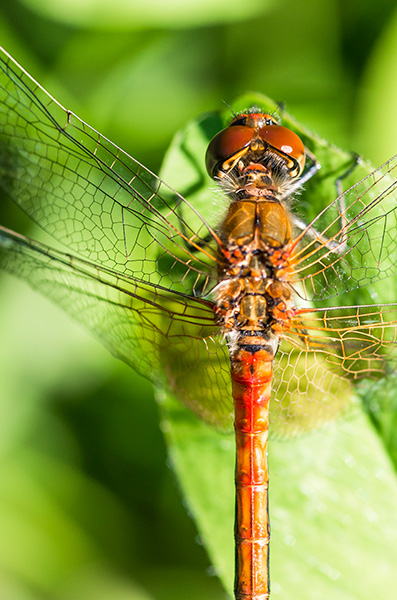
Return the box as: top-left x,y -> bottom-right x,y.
205,111 -> 306,186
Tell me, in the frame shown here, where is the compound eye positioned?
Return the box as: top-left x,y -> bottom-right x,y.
259,125 -> 305,174
228,114 -> 249,126
205,125 -> 255,177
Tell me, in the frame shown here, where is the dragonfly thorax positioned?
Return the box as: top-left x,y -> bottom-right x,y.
207,112 -> 300,348
215,195 -> 295,345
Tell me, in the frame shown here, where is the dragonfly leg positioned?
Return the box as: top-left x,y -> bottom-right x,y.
280,147 -> 321,200
334,152 -> 362,247
292,152 -> 362,254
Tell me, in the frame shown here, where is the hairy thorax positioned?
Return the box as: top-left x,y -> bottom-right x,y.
214,195 -> 295,341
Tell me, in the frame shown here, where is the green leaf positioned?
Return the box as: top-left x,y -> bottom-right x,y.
160,391 -> 397,599
158,94 -> 397,598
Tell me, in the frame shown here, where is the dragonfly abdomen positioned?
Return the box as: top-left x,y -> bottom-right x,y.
231,340 -> 275,600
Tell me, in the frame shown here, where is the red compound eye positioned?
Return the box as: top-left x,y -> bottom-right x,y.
206,114 -> 306,178
205,125 -> 255,177
258,125 -> 305,174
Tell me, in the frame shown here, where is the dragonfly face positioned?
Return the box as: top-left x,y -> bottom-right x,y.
0,47 -> 397,600
206,111 -> 306,183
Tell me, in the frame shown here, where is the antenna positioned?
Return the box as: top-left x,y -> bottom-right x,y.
221,99 -> 238,119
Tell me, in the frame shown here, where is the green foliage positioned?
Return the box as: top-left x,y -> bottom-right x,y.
1,2 -> 397,600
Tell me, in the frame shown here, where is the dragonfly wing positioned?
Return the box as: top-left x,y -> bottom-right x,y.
0,47 -> 218,299
0,226 -> 233,430
290,155 -> 397,303
270,303 -> 397,437
160,331 -> 233,430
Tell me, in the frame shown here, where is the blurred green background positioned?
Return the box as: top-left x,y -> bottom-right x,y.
1,1 -> 397,599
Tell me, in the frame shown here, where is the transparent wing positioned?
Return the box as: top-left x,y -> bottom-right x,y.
2,219 -> 396,435
0,225 -> 234,430
1,46 -> 396,436
289,156 -> 397,302
270,303 -> 397,436
0,47 -> 219,299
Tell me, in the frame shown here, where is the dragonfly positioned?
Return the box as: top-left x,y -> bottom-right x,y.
1,47 -> 397,599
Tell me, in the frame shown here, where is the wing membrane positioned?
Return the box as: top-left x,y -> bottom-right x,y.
0,225 -> 233,430
290,156 -> 397,302
1,46 -> 397,435
0,47 -> 218,299
269,303 -> 397,436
